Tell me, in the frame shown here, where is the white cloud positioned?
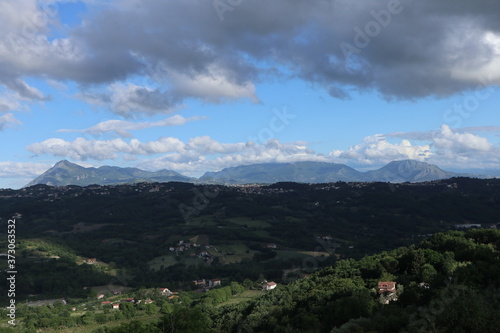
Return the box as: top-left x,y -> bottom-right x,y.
330,135 -> 432,165
168,65 -> 260,104
451,31 -> 500,84
58,115 -> 206,137
433,124 -> 493,152
137,139 -> 328,176
26,136 -> 186,160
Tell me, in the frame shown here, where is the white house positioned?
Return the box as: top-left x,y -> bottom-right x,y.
263,281 -> 277,290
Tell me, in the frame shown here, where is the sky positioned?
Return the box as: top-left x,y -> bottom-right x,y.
1,0 -> 500,189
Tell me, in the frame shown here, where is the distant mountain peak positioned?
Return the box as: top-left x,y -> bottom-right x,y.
53,159 -> 80,168
365,159 -> 458,183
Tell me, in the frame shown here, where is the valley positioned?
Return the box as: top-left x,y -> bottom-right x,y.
0,178 -> 499,332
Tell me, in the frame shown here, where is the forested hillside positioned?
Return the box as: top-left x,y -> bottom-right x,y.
0,179 -> 499,332
204,229 -> 500,333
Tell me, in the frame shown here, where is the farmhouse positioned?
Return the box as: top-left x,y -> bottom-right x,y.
209,279 -> 221,288
159,288 -> 172,296
378,281 -> 396,293
263,281 -> 277,291
378,281 -> 397,304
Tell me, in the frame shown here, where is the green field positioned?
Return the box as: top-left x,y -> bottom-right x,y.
208,243 -> 255,264
40,313 -> 163,333
216,289 -> 265,307
148,255 -> 180,270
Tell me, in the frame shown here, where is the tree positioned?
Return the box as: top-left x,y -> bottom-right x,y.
420,263 -> 438,284
157,308 -> 212,333
243,279 -> 253,289
120,302 -> 137,319
144,303 -> 159,315
95,313 -> 108,324
434,289 -> 498,333
161,302 -> 175,314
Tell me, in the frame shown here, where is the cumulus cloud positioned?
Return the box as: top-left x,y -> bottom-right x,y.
433,125 -> 493,152
58,115 -> 206,137
330,134 -> 432,165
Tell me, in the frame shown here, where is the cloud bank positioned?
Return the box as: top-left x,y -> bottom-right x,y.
1,0 -> 499,116
25,125 -> 499,176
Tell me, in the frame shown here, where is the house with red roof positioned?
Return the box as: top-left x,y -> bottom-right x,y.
378,281 -> 397,304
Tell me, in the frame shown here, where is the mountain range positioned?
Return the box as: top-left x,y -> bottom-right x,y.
25,159 -> 471,187
25,160 -> 195,187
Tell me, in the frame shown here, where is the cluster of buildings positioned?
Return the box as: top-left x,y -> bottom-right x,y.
231,184 -> 295,195
192,279 -> 222,291
168,240 -> 218,261
83,258 -> 97,264
99,287 -> 178,309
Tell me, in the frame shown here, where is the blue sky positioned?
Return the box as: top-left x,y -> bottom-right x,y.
1,0 -> 500,188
